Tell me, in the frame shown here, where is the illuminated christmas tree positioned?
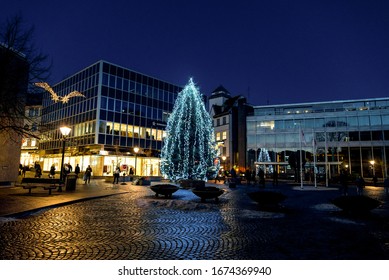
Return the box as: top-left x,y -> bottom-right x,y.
160,78 -> 218,181
257,148 -> 273,174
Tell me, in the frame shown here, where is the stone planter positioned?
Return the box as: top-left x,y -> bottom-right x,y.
150,184 -> 179,198
192,186 -> 224,202
332,195 -> 381,214
248,191 -> 286,206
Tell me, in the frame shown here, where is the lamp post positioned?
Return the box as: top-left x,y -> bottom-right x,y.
59,126 -> 71,191
133,147 -> 139,176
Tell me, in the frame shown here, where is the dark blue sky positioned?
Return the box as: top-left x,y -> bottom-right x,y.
3,0 -> 389,105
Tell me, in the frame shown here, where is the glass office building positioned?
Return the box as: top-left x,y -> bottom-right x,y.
247,98 -> 389,182
40,60 -> 182,177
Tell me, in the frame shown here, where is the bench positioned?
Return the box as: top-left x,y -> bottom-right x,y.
20,178 -> 64,195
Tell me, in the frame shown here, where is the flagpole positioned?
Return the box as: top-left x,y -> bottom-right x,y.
325,132 -> 328,187
313,129 -> 317,188
299,129 -> 303,189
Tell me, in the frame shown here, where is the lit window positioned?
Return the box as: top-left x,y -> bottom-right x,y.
259,121 -> 275,129
222,131 -> 227,140
216,132 -> 221,141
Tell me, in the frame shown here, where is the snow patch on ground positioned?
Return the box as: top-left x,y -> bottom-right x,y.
237,209 -> 285,219
311,203 -> 340,212
0,217 -> 18,224
328,217 -> 366,225
136,198 -> 220,211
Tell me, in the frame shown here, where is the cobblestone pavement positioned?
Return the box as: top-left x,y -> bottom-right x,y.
0,182 -> 388,260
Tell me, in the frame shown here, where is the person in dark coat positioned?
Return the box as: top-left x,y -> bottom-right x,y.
50,165 -> 56,178
258,168 -> 265,188
113,166 -> 120,184
74,164 -> 81,177
355,175 -> 365,195
84,165 -> 92,184
339,170 -> 349,196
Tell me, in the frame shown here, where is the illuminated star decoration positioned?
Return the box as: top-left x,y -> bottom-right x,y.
34,82 -> 85,103
160,78 -> 219,181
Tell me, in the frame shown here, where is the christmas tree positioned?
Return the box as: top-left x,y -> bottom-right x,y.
160,78 -> 218,181
257,148 -> 273,174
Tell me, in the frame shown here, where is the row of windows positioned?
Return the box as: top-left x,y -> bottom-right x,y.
214,116 -> 228,127
215,131 -> 227,141
248,130 -> 389,147
39,135 -> 95,150
100,89 -> 173,111
27,108 -> 41,117
42,97 -> 98,124
248,114 -> 389,131
22,138 -> 37,147
73,121 -> 96,137
102,62 -> 181,93
98,134 -> 163,150
253,99 -> 389,116
98,121 -> 166,141
100,96 -> 169,121
52,63 -> 100,95
54,74 -> 99,99
102,74 -> 177,104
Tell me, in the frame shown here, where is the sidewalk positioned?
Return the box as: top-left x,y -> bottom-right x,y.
0,178 -> 129,217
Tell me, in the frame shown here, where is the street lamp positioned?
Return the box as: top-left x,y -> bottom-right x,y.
59,125 -> 71,190
222,156 -> 226,171
133,147 -> 139,176
370,160 -> 375,176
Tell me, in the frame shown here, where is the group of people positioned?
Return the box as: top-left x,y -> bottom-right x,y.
62,163 -> 92,184
217,166 -> 389,197
19,162 -> 42,178
339,171 -> 389,196
42,163 -> 93,184
113,167 -> 134,184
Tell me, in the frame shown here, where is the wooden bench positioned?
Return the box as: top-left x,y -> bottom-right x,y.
20,178 -> 64,195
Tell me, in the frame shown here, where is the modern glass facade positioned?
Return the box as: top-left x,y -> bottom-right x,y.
40,61 -> 182,176
247,98 -> 389,182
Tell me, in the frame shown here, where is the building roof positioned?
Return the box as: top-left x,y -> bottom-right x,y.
212,95 -> 246,117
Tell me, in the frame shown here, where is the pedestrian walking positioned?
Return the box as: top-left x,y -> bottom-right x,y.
384,177 -> 389,197
355,175 -> 365,196
34,162 -> 42,178
84,165 -> 92,184
49,164 -> 56,178
22,165 -> 27,177
245,169 -> 251,185
251,170 -> 256,185
63,163 -> 71,179
339,170 -> 349,196
113,166 -> 120,184
74,164 -> 80,178
272,170 -> 278,186
258,168 -> 265,188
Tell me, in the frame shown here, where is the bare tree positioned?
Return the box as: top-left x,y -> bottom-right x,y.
0,14 -> 50,141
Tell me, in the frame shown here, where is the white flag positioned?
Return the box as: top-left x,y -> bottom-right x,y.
301,129 -> 307,145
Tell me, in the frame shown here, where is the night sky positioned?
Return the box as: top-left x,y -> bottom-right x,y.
2,0 -> 389,105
